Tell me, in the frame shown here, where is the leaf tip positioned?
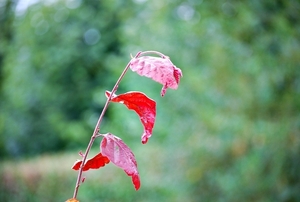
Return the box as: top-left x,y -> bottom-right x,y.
71,160 -> 82,170
160,85 -> 167,97
132,174 -> 141,190
141,130 -> 152,144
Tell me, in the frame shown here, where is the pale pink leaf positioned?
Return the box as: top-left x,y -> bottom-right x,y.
105,91 -> 156,144
130,56 -> 183,96
100,133 -> 141,190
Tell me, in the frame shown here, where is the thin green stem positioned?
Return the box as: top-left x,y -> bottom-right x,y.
72,51 -> 142,199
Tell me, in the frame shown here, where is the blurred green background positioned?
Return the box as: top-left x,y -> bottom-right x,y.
0,0 -> 300,201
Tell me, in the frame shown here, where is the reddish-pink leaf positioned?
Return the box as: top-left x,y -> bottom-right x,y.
130,56 -> 183,96
106,91 -> 156,144
72,152 -> 110,171
100,133 -> 141,190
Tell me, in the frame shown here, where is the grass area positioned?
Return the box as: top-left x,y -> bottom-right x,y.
0,152 -> 78,201
0,146 -> 191,202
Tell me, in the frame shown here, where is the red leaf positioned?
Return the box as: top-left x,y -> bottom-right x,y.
106,91 -> 156,144
72,152 -> 110,171
100,133 -> 141,190
130,56 -> 183,96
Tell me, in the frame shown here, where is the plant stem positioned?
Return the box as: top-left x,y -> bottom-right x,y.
138,50 -> 166,58
72,51 -> 142,199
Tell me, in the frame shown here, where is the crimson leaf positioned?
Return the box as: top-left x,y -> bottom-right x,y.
106,91 -> 156,144
130,56 -> 183,96
100,133 -> 140,190
72,152 -> 110,171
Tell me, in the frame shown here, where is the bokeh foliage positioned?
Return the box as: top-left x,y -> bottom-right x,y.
0,0 -> 299,201
0,0 -> 130,156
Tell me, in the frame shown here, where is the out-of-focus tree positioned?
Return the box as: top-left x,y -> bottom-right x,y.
0,0 -> 134,157
0,0 -> 15,157
0,0 -> 14,88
